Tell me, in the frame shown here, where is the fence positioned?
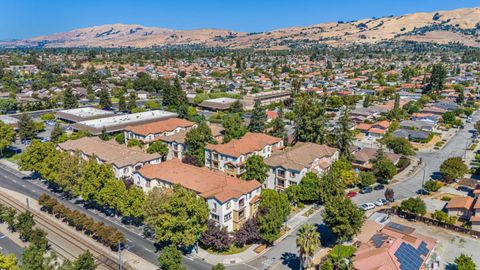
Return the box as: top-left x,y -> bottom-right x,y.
378,208 -> 480,238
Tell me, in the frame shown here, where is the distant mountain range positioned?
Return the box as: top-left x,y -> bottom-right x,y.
2,7 -> 479,49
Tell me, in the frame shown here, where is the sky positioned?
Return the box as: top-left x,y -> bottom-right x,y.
1,0 -> 479,40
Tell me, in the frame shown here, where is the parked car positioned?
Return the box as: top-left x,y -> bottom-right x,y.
360,203 -> 375,211
46,120 -> 56,126
346,191 -> 357,198
417,188 -> 430,195
22,140 -> 31,146
360,186 -> 373,194
374,199 -> 386,206
374,184 -> 385,190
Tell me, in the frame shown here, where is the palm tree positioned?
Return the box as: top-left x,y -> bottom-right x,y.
296,223 -> 321,269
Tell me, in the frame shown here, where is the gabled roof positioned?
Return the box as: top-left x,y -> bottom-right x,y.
206,132 -> 282,157
446,197 -> 474,210
265,142 -> 338,171
126,118 -> 195,136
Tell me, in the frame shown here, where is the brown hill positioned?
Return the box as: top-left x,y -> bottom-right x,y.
2,7 -> 479,49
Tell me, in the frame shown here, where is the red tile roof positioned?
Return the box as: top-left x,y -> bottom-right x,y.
206,132 -> 282,157
126,118 -> 195,136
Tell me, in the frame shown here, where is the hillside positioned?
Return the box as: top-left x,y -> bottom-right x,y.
2,7 -> 479,49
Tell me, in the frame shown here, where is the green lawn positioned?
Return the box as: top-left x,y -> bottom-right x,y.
206,244 -> 251,255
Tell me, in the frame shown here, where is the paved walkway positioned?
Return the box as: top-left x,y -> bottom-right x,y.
189,205 -> 322,266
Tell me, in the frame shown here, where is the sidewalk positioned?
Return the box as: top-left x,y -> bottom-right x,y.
189,205 -> 322,266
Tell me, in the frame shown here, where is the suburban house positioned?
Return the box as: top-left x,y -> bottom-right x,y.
399,120 -> 435,132
446,196 -> 474,220
205,132 -> 284,177
353,222 -> 436,270
132,160 -> 262,231
264,143 -> 339,191
471,198 -> 480,232
355,120 -> 390,138
393,129 -> 430,142
57,137 -> 162,178
352,147 -> 401,170
124,118 -> 196,147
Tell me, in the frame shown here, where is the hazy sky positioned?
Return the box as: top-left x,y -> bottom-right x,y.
1,0 -> 478,39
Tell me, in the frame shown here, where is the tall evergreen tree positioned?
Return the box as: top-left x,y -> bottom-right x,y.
118,94 -> 127,112
127,92 -> 137,112
333,107 -> 352,159
18,113 -> 36,140
248,100 -> 266,132
271,106 -> 286,139
63,87 -> 78,109
185,121 -> 214,166
98,88 -> 111,109
362,94 -> 370,108
50,123 -> 64,143
223,114 -> 247,143
429,63 -> 448,93
293,93 -> 328,144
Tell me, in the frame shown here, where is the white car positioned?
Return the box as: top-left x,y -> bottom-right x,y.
374,199 -> 385,206
360,203 -> 376,211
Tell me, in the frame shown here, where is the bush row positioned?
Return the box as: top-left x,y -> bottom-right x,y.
38,194 -> 125,249
0,204 -> 48,248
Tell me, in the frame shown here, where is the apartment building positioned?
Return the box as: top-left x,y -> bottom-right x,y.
133,160 -> 262,231
264,143 -> 339,191
242,90 -> 291,110
124,118 -> 196,147
57,137 -> 161,178
204,132 -> 284,177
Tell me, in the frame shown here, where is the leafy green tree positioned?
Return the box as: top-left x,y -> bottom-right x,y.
429,63 -> 448,93
249,100 -> 267,132
127,92 -> 137,112
147,141 -> 169,160
185,121 -> 214,166
401,66 -> 415,82
0,121 -> 15,156
115,133 -> 125,144
423,180 -> 442,192
118,94 -> 127,112
257,189 -> 291,244
318,168 -> 346,204
323,196 -> 365,241
228,100 -> 244,114
98,88 -> 111,109
297,223 -> 320,269
440,157 -> 468,181
270,106 -> 286,140
127,138 -> 142,148
78,158 -> 113,202
441,111 -> 457,125
63,87 -> 78,109
121,186 -> 145,219
97,177 -> 127,210
158,245 -> 185,270
50,123 -> 64,144
55,152 -> 84,192
400,197 -> 426,216
372,148 -> 397,181
384,136 -> 415,156
293,93 -> 328,144
0,98 -> 17,114
358,171 -> 376,187
223,114 -> 247,143
297,172 -> 320,202
0,253 -> 17,270
99,126 -> 109,141
18,113 -> 37,140
362,94 -> 370,108
144,185 -> 209,247
20,141 -> 61,182
243,155 -> 268,183
71,250 -> 96,270
333,107 -> 352,159
20,244 -> 58,270
15,211 -> 35,241
327,95 -> 343,110
454,254 -> 476,270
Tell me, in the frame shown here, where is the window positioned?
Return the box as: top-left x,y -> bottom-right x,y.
212,202 -> 217,212
224,212 -> 232,222
211,214 -> 220,222
290,171 -> 296,178
226,201 -> 231,209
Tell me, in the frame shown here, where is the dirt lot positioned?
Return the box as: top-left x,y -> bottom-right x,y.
390,216 -> 480,268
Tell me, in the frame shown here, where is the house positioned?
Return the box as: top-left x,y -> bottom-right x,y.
205,132 -> 284,177
198,97 -> 239,111
392,129 -> 430,142
132,160 -> 262,231
264,143 -> 339,191
352,147 -> 401,170
353,222 -> 436,270
471,198 -> 480,231
446,196 -> 474,220
411,113 -> 440,125
355,120 -> 390,138
399,120 -> 434,132
125,118 -> 196,147
57,137 -> 162,178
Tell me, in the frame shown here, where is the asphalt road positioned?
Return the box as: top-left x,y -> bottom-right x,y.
0,164 -> 212,270
352,112 -> 479,206
0,232 -> 23,259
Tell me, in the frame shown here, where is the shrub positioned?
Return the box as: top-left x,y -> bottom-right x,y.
423,180 -> 442,192
441,196 -> 452,201
233,217 -> 260,247
200,220 -> 231,251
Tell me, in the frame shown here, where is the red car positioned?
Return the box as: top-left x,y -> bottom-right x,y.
346,191 -> 357,198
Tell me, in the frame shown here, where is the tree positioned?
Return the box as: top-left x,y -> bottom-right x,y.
249,100 -> 266,132
15,211 -> 35,241
18,113 -> 36,140
49,123 -> 64,144
440,157 -> 468,181
257,189 -> 291,244
423,180 -> 442,192
362,94 -> 370,108
185,121 -> 214,166
78,158 -> 113,202
442,111 -> 457,125
318,168 -> 346,204
147,141 -> 169,160
297,172 -> 320,202
0,121 -> 15,156
233,217 -> 260,247
200,220 -> 231,251
384,188 -> 395,202
118,94 -> 127,112
359,171 -> 376,187
127,138 -> 142,148
223,114 -> 246,143
0,98 -> 17,114
211,264 -> 226,270
115,133 -> 125,144
98,88 -> 111,109
0,253 -> 17,270
243,155 -> 268,183
323,196 -> 364,268
333,107 -> 352,159
20,244 -> 58,270
228,100 -> 243,114
270,106 -> 286,139
384,137 -> 415,156
55,152 -> 84,192
63,87 -> 78,109
99,126 -> 109,141
400,197 -> 426,216
297,223 -> 320,269
71,250 -> 96,270
429,63 -> 448,93
158,245 -> 185,270
127,92 -> 137,112
143,185 -> 209,247
455,254 -> 476,270
293,93 -> 328,144
372,148 -> 397,181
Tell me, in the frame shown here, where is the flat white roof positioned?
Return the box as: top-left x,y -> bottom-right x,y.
77,110 -> 178,129
205,97 -> 238,103
57,107 -> 114,118
0,115 -> 19,124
